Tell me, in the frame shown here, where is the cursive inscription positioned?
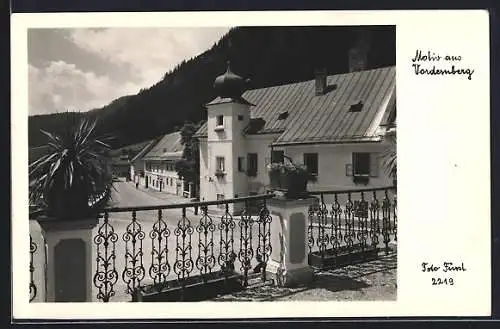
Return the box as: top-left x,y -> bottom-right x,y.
411,49 -> 474,80
422,261 -> 467,272
421,261 -> 467,286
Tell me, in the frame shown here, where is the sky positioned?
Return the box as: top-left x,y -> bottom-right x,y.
28,27 -> 231,116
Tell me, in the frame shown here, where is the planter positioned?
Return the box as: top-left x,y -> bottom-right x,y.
133,271 -> 244,302
308,244 -> 379,270
269,170 -> 281,188
268,171 -> 308,199
46,188 -> 95,220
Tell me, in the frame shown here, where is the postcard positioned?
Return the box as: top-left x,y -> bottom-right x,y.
11,10 -> 491,319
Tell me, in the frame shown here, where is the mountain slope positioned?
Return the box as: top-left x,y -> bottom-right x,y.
28,25 -> 395,149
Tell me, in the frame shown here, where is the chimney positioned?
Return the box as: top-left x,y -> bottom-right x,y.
315,69 -> 327,96
348,30 -> 371,72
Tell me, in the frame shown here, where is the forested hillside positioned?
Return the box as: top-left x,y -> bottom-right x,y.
28,25 -> 395,149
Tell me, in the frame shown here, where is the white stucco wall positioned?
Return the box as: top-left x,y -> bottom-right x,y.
144,160 -> 183,195
199,100 -> 395,213
276,141 -> 393,191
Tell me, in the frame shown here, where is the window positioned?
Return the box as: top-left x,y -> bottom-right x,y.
238,115 -> 244,121
350,152 -> 379,185
353,152 -> 370,176
304,153 -> 318,176
216,156 -> 225,172
216,115 -> 224,126
247,153 -> 258,177
271,150 -> 284,163
238,157 -> 245,172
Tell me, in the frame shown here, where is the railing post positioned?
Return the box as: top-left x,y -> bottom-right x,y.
36,216 -> 99,302
265,193 -> 315,287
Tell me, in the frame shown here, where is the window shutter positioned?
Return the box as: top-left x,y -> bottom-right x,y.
346,164 -> 353,176
370,153 -> 379,177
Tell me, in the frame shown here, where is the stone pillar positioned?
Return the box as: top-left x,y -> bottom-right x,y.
265,196 -> 315,287
36,216 -> 99,302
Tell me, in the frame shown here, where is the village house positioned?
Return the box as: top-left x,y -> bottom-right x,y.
141,131 -> 190,197
129,138 -> 158,186
195,58 -> 396,214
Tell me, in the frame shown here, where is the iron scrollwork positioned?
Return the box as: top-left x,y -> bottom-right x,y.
173,207 -> 194,283
330,194 -> 342,254
256,200 -> 272,281
196,206 -> 216,281
344,193 -> 355,250
29,234 -> 37,302
369,191 -> 380,249
218,203 -> 236,276
149,209 -> 171,291
316,194 -> 329,258
238,201 -> 254,286
122,210 -> 146,294
93,211 -> 119,302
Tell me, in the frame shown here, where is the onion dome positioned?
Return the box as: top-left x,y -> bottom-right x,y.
213,61 -> 247,99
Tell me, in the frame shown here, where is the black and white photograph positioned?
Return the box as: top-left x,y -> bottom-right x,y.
12,10 -> 491,319
27,25 -> 397,303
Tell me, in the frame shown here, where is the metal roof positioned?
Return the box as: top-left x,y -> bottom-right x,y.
195,66 -> 396,145
142,131 -> 184,161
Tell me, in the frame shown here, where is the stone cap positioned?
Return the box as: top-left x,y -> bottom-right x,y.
36,215 -> 99,232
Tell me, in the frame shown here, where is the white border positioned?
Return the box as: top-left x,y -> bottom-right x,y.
12,10 -> 491,319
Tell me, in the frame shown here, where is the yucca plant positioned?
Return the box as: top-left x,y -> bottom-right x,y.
381,129 -> 397,187
29,116 -> 115,219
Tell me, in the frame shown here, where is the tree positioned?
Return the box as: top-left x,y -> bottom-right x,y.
175,122 -> 200,198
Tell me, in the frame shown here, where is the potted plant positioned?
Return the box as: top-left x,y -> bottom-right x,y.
381,127 -> 397,188
29,116 -> 115,220
267,158 -> 311,199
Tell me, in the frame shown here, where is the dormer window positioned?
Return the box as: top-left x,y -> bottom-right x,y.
278,111 -> 289,120
349,101 -> 364,113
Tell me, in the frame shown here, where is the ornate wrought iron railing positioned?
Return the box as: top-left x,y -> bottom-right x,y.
93,194 -> 274,302
307,186 -> 397,268
29,234 -> 37,302
29,209 -> 44,302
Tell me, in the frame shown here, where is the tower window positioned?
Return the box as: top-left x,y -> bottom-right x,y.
216,115 -> 224,126
238,157 -> 245,172
238,115 -> 244,121
247,153 -> 258,177
216,156 -> 225,172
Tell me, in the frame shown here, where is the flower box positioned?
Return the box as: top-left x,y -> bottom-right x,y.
214,170 -> 226,178
267,160 -> 309,199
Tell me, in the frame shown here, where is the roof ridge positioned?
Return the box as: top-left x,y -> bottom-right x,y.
244,65 -> 395,94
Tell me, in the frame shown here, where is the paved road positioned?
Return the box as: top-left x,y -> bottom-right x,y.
108,180 -> 181,207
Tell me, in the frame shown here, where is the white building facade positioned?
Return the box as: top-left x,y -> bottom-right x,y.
142,131 -> 188,196
196,60 -> 396,213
